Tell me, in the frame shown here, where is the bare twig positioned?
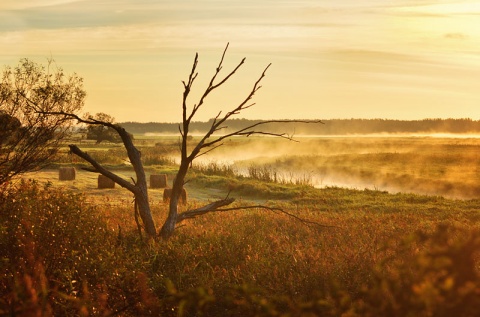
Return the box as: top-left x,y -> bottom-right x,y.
176,196 -> 335,230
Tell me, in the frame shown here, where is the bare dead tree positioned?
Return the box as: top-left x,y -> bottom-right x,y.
42,44 -> 323,240
0,59 -> 85,185
159,43 -> 323,239
36,112 -> 157,239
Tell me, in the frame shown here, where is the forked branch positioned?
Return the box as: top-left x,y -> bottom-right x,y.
179,46 -> 323,162
201,119 -> 324,151
161,44 -> 327,239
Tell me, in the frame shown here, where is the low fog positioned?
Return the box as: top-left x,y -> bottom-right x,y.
189,135 -> 480,200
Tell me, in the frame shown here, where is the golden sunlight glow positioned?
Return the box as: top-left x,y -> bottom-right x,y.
1,0 -> 480,121
420,2 -> 480,14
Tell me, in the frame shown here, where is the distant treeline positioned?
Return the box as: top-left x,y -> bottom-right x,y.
120,118 -> 480,135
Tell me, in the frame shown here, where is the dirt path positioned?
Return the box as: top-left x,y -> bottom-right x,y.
21,168 -> 230,205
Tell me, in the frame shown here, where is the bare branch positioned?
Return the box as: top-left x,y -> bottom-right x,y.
39,110 -> 118,130
176,197 -> 236,223
199,119 -> 324,153
194,142 -> 224,159
178,124 -> 184,138
186,43 -> 246,124
176,200 -> 336,230
213,205 -> 338,229
68,144 -> 137,193
185,63 -> 272,162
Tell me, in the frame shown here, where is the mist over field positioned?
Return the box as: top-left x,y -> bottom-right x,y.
4,0 -> 480,314
173,135 -> 480,200
123,119 -> 480,200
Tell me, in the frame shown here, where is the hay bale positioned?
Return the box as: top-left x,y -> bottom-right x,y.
163,188 -> 172,203
150,174 -> 167,188
181,188 -> 187,204
59,167 -> 76,181
163,187 -> 187,204
98,175 -> 115,189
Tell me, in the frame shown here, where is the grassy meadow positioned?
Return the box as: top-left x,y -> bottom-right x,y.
2,134 -> 480,316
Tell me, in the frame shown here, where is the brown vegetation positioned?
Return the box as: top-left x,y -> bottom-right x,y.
0,59 -> 84,184
1,180 -> 480,316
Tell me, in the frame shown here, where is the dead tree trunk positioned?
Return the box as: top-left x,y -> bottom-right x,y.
158,44 -> 323,239
46,45 -> 323,241
159,161 -> 189,239
49,113 -> 158,239
134,186 -> 155,237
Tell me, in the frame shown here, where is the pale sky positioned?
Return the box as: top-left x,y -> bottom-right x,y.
1,0 -> 479,122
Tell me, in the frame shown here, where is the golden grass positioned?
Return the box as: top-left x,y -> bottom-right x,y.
6,135 -> 480,315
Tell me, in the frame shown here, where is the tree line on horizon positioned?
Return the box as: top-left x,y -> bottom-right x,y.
120,118 -> 480,135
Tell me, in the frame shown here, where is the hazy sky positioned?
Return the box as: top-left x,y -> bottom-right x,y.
1,0 -> 479,122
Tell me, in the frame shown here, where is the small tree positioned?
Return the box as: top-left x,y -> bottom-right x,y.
49,44 -> 321,240
85,113 -> 123,144
0,59 -> 85,185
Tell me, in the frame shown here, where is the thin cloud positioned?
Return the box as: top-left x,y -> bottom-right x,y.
388,2 -> 480,17
0,0 -> 80,10
444,32 -> 468,39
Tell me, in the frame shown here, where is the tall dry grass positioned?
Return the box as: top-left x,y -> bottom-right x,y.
2,179 -> 480,315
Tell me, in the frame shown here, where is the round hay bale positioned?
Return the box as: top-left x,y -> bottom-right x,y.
150,174 -> 167,188
181,188 -> 187,204
163,188 -> 187,204
163,188 -> 172,203
59,167 -> 76,181
98,175 -> 115,189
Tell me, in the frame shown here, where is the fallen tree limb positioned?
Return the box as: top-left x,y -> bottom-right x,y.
176,195 -> 337,230
81,167 -> 98,173
212,205 -> 339,229
176,197 -> 236,223
69,144 -> 137,193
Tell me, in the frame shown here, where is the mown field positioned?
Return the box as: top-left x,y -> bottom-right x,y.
1,135 -> 480,316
